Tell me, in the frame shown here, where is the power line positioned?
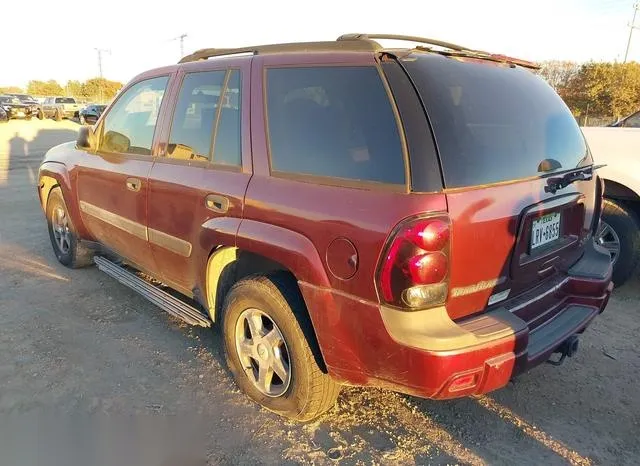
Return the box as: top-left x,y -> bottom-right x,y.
171,34 -> 188,58
624,3 -> 640,63
94,48 -> 111,103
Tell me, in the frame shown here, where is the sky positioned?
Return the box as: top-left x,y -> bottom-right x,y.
1,0 -> 638,88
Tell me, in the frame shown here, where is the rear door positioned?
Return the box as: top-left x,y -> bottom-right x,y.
400,54 -> 597,320
76,75 -> 171,272
146,59 -> 251,296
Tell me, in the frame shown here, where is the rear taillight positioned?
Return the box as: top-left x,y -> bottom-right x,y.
377,215 -> 450,310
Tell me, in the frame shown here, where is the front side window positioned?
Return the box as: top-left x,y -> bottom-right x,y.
99,76 -> 169,155
167,69 -> 242,165
265,66 -> 405,185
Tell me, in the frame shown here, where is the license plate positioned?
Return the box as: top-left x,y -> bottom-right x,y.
531,212 -> 561,249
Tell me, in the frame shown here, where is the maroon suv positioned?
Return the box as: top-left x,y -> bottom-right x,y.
38,34 -> 613,421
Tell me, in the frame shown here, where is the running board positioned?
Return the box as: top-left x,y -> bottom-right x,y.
94,256 -> 211,327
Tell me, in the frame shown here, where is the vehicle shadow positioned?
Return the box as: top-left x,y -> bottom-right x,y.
0,123 -> 78,190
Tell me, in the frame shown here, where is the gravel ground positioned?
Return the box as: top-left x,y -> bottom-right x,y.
0,119 -> 638,465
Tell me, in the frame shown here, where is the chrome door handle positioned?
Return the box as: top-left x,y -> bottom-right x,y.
205,194 -> 229,213
126,177 -> 141,192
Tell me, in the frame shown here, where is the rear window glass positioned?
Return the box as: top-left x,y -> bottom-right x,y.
55,97 -> 76,104
402,55 -> 590,188
266,66 -> 405,185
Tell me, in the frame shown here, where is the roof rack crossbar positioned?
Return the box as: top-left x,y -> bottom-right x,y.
179,40 -> 381,63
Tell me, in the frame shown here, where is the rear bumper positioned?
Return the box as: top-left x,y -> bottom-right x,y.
301,239 -> 613,399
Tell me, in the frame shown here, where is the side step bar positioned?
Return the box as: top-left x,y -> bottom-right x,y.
94,256 -> 211,327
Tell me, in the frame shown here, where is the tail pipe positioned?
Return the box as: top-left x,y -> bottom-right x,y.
547,335 -> 579,366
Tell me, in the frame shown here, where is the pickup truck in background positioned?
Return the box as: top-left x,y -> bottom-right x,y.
41,96 -> 82,121
582,123 -> 640,286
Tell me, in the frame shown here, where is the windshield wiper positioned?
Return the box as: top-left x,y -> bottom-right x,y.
544,165 -> 605,194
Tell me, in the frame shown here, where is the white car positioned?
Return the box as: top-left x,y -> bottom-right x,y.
582,115 -> 640,286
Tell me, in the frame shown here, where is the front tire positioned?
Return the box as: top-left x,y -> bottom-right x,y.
54,109 -> 62,121
46,188 -> 93,268
598,199 -> 640,286
38,108 -> 44,120
222,272 -> 340,422
79,115 -> 86,125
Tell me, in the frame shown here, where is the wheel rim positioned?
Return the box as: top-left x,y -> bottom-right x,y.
596,221 -> 621,265
52,206 -> 71,254
235,308 -> 291,397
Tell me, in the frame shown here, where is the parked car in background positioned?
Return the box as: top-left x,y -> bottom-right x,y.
0,95 -> 33,120
42,96 -> 82,121
582,122 -> 640,286
38,34 -> 613,421
78,104 -> 107,125
6,93 -> 44,120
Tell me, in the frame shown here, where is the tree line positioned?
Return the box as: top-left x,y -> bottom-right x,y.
538,61 -> 640,124
0,78 -> 123,103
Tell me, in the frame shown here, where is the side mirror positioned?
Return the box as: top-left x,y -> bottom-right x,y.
76,125 -> 96,151
103,130 -> 131,153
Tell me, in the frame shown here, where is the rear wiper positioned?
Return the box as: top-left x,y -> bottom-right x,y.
544,165 -> 606,194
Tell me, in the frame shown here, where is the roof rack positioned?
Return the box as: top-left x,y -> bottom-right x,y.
179,34 -> 540,70
179,40 -> 381,63
337,33 -> 481,53
339,33 -> 539,70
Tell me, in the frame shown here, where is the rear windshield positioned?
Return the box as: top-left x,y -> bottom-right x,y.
55,97 -> 76,104
402,54 -> 590,188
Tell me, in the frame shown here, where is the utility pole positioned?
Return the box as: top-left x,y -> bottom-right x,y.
94,48 -> 111,103
624,3 -> 640,63
172,34 -> 188,57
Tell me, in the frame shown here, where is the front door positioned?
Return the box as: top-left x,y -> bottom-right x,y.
147,62 -> 251,296
76,75 -> 171,272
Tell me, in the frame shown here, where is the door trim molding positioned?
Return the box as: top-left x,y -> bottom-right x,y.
79,201 -> 192,257
79,200 -> 148,241
148,228 -> 192,258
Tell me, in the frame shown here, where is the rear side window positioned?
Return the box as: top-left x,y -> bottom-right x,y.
402,55 -> 590,188
169,71 -> 226,161
168,69 -> 242,165
266,66 -> 405,185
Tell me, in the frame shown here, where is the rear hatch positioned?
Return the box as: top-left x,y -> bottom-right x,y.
401,54 -> 598,320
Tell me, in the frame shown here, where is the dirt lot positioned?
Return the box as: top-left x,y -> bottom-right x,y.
0,119 -> 638,465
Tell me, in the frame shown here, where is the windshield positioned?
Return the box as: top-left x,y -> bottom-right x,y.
0,96 -> 21,104
12,94 -> 34,102
402,54 -> 591,189
55,97 -> 76,104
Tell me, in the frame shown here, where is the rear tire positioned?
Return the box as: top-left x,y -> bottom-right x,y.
599,199 -> 640,286
222,272 -> 340,422
46,188 -> 93,268
54,109 -> 62,121
37,108 -> 44,120
79,115 -> 86,125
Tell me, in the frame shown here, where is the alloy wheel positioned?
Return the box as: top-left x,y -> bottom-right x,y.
52,207 -> 71,254
596,221 -> 621,265
235,308 -> 291,397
